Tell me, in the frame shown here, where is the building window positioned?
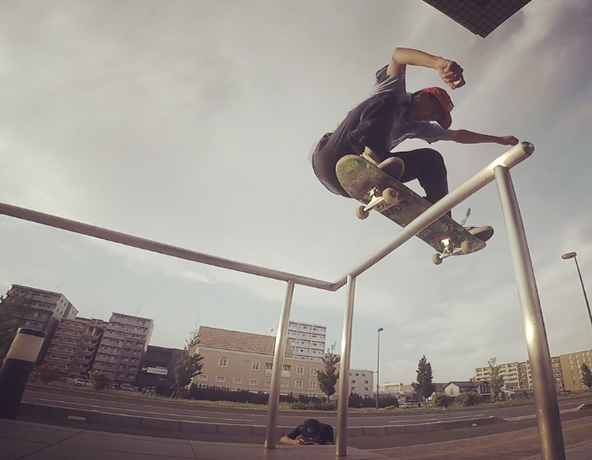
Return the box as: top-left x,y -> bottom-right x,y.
197,374 -> 208,381
296,366 -> 304,375
310,368 -> 318,376
249,379 -> 258,385
218,357 -> 228,367
309,381 -> 317,390
295,380 -> 303,389
251,362 -> 261,371
215,376 -> 225,383
233,377 -> 242,384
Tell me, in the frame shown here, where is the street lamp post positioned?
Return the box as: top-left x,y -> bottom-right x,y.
376,327 -> 383,409
562,252 -> 592,333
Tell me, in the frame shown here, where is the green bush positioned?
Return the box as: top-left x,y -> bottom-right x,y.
432,392 -> 452,408
290,400 -> 336,411
454,391 -> 482,407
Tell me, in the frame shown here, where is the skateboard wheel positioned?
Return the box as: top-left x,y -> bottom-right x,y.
432,253 -> 442,265
356,206 -> 369,220
382,188 -> 399,205
461,240 -> 471,254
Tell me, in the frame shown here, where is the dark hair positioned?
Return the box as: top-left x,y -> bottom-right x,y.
301,419 -> 322,439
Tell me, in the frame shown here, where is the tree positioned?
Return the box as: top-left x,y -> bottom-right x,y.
30,364 -> 62,384
317,343 -> 340,401
0,294 -> 32,353
412,355 -> 435,400
487,357 -> 505,402
89,371 -> 113,391
173,329 -> 204,398
581,363 -> 592,391
432,392 -> 452,409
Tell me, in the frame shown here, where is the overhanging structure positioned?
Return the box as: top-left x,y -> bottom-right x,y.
423,0 -> 532,38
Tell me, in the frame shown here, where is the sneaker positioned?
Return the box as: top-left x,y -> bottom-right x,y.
378,157 -> 405,181
465,226 -> 494,242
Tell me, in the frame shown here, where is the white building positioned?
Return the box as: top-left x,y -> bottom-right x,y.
268,321 -> 326,362
349,369 -> 374,398
475,360 -> 532,389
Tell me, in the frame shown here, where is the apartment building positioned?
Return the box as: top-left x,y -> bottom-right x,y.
349,369 -> 374,398
269,321 -> 327,362
551,356 -> 563,392
559,349 -> 592,392
92,313 -> 154,384
2,284 -> 79,362
194,326 -> 325,397
43,317 -> 108,378
475,361 -> 532,390
476,349 -> 592,393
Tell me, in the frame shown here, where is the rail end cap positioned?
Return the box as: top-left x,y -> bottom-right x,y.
521,141 -> 535,155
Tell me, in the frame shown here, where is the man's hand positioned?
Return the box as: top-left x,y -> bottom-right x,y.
498,135 -> 519,146
436,58 -> 465,89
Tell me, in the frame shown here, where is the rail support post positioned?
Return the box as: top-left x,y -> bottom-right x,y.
494,165 -> 566,460
264,280 -> 295,449
336,275 -> 356,457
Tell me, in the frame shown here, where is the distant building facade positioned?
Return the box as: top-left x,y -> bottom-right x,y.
268,321 -> 326,362
136,345 -> 181,391
475,361 -> 532,390
2,284 -> 79,362
444,381 -> 490,398
43,317 -> 107,378
194,326 -> 325,397
92,313 -> 154,385
559,349 -> 592,392
476,349 -> 592,394
349,369 -> 374,398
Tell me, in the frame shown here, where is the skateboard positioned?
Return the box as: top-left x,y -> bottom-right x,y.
335,154 -> 486,264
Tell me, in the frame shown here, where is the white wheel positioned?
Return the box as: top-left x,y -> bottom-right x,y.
382,188 -> 399,205
432,253 -> 443,265
356,206 -> 369,220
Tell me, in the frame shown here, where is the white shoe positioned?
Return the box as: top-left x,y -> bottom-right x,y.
465,226 -> 494,242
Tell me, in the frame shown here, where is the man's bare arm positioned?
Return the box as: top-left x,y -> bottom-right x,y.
445,129 -> 518,146
386,47 -> 465,89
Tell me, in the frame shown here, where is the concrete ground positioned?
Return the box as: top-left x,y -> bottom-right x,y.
2,415 -> 591,460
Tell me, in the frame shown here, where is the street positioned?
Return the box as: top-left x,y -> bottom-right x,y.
22,384 -> 592,428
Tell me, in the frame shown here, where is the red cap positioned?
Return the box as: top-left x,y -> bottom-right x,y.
421,87 -> 454,129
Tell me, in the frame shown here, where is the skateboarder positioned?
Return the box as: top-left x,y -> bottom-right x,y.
311,47 -> 518,241
280,418 -> 334,445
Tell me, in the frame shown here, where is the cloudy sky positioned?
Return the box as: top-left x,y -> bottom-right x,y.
1,0 -> 592,385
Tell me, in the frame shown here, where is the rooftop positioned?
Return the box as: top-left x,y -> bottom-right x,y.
198,326 -> 294,357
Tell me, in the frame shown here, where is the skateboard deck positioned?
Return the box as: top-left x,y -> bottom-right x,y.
336,154 -> 486,264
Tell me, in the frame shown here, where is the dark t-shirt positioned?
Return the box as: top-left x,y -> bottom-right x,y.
286,423 -> 334,445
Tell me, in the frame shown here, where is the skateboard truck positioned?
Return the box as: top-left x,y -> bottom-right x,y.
432,238 -> 473,265
356,187 -> 401,220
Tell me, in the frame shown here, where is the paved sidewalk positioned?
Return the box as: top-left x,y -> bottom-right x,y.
2,417 -> 592,460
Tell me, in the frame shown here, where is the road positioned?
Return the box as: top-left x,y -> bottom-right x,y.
22,384 -> 592,428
